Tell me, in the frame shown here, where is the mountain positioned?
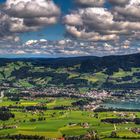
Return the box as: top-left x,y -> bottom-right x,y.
1,53 -> 140,90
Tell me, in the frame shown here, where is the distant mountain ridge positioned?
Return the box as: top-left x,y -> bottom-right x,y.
0,52 -> 140,66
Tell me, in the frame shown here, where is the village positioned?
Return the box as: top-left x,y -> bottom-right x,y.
1,85 -> 138,111
4,86 -> 112,111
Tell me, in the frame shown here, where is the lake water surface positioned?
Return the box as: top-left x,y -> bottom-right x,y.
102,99 -> 140,110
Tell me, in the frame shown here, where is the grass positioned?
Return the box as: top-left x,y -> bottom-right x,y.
47,98 -> 76,108
1,97 -> 140,139
1,61 -> 140,89
1,110 -> 139,139
0,98 -> 140,138
0,110 -> 137,138
68,73 -> 79,78
78,87 -> 89,94
112,69 -> 131,78
112,68 -> 140,78
81,72 -> 108,84
117,129 -> 140,138
17,79 -> 33,88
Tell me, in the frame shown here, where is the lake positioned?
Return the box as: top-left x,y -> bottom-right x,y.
102,99 -> 140,110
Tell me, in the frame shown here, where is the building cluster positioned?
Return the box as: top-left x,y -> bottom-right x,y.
131,128 -> 140,134
85,90 -> 110,99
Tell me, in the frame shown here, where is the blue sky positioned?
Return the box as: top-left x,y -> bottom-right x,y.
0,0 -> 140,57
20,0 -> 75,41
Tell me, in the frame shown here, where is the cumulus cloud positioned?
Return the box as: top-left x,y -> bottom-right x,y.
63,0 -> 140,55
108,0 -> 129,6
63,13 -> 83,26
15,50 -> 26,54
0,11 -> 21,41
64,7 -> 121,41
25,40 -> 38,46
22,39 -> 138,56
4,0 -> 60,18
0,38 -> 139,56
0,0 -> 60,41
114,0 -> 140,22
66,25 -> 119,41
76,0 -> 105,7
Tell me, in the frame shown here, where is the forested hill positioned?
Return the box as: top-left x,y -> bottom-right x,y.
1,53 -> 140,90
1,53 -> 140,71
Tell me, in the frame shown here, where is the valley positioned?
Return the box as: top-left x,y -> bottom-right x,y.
1,54 -> 140,139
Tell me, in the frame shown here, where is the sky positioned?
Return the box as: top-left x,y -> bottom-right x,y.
0,0 -> 140,57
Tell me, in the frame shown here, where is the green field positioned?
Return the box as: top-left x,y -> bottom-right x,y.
1,97 -> 140,139
1,60 -> 140,89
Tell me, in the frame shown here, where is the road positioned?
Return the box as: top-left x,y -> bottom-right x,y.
0,91 -> 4,102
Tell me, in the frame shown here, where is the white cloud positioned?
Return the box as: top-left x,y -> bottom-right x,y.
109,0 -> 129,6
76,0 -> 105,7
0,0 -> 60,41
66,25 -> 119,41
63,13 -> 83,26
0,38 -> 139,56
15,50 -> 26,54
25,40 -> 38,46
64,8 -> 120,41
5,0 -> 60,18
40,39 -> 47,42
63,0 -> 140,55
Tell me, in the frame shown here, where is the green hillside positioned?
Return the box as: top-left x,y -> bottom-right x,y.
0,54 -> 140,90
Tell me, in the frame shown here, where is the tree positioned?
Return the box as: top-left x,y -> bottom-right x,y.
110,131 -> 117,138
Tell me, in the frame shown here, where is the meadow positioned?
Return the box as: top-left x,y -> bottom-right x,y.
1,59 -> 140,90
1,97 -> 140,139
